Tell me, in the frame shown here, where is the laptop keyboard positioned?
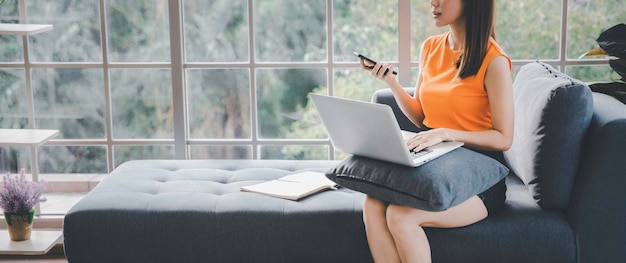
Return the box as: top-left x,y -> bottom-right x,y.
410,148 -> 433,158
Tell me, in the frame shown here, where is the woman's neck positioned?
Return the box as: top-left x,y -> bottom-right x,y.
448,24 -> 466,51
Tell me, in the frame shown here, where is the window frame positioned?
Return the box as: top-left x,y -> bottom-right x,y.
0,0 -> 611,174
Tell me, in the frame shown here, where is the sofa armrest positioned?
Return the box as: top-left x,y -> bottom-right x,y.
371,88 -> 422,132
567,92 -> 626,263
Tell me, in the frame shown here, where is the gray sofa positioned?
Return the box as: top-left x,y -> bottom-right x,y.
63,62 -> 626,263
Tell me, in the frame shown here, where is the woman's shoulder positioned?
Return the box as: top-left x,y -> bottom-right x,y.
486,38 -> 511,68
424,33 -> 448,46
421,33 -> 448,55
487,38 -> 508,58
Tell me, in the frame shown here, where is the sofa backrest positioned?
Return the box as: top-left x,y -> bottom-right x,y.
503,61 -> 593,210
566,92 -> 626,263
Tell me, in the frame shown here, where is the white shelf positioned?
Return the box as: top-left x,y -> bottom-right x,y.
0,129 -> 59,147
0,23 -> 53,35
0,230 -> 62,255
0,129 -> 59,197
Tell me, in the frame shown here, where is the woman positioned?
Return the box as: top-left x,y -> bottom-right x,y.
359,0 -> 513,262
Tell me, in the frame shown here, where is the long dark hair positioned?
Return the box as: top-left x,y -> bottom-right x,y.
456,0 -> 495,79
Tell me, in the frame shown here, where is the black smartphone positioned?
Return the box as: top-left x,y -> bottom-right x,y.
353,51 -> 398,75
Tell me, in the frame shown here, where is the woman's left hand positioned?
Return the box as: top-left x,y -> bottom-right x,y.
405,128 -> 450,153
371,63 -> 396,82
362,60 -> 398,86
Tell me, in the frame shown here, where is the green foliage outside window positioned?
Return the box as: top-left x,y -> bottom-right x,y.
0,0 -> 623,171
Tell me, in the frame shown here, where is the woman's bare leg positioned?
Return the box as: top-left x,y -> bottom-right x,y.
385,196 -> 488,263
363,196 -> 401,263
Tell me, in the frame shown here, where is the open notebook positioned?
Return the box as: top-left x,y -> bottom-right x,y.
241,171 -> 338,201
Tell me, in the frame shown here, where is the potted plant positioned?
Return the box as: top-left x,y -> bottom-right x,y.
0,169 -> 47,241
580,23 -> 626,104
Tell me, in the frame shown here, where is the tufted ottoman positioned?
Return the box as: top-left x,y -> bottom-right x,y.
63,159 -> 370,263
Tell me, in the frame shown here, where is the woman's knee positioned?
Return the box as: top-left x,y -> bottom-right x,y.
385,204 -> 426,233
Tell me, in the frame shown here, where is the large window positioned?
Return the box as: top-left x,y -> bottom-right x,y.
0,0 -> 621,175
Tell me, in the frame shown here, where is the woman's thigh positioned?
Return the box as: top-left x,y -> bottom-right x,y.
387,196 -> 488,228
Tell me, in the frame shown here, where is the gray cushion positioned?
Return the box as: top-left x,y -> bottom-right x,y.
326,147 -> 509,211
504,61 -> 593,209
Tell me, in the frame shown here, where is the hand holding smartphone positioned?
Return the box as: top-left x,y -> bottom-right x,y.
353,51 -> 398,75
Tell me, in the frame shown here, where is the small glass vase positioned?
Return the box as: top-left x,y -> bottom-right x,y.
3,209 -> 35,241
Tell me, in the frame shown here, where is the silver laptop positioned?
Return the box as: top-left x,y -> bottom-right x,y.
309,93 -> 463,167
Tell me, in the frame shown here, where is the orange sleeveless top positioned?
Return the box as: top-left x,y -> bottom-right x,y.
418,32 -> 511,131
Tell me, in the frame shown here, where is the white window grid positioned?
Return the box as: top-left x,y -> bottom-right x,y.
1,0 -> 610,173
